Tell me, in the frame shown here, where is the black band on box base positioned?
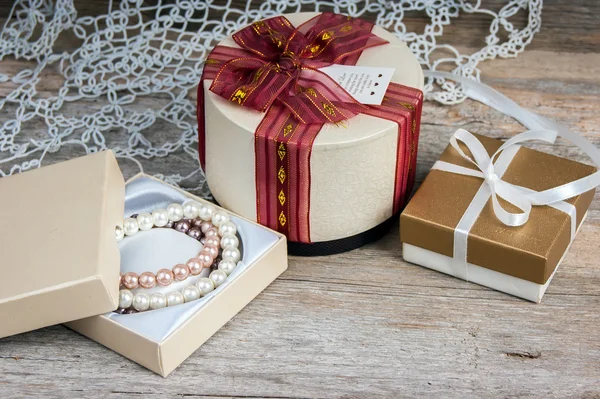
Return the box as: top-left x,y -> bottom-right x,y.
287,213 -> 399,256
212,198 -> 398,257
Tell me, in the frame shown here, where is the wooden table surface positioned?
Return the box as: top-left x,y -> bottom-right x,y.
1,2 -> 599,398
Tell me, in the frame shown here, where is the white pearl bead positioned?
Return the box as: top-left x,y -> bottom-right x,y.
115,225 -> 124,241
152,208 -> 169,227
123,217 -> 139,236
182,285 -> 200,302
218,259 -> 237,275
182,201 -> 200,219
198,203 -> 215,221
149,292 -> 167,310
132,293 -> 150,311
222,247 -> 241,263
136,212 -> 153,231
218,221 -> 237,237
220,234 -> 239,250
210,270 -> 228,287
167,203 -> 184,222
211,210 -> 230,227
118,289 -> 133,309
196,277 -> 214,295
166,291 -> 184,307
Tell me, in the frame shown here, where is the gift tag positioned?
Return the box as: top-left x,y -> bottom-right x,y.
319,65 -> 395,105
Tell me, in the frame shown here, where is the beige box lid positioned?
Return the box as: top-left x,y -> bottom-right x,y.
0,151 -> 125,338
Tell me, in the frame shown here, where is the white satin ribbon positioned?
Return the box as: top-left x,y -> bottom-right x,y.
424,71 -> 600,281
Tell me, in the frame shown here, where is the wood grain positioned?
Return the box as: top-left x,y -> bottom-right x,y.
0,2 -> 599,398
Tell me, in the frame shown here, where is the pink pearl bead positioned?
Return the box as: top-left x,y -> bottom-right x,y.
203,244 -> 219,258
156,268 -> 174,286
200,221 -> 213,233
205,228 -> 218,238
186,258 -> 203,276
197,252 -> 213,268
138,272 -> 156,289
205,237 -> 220,247
121,272 -> 139,290
172,264 -> 190,281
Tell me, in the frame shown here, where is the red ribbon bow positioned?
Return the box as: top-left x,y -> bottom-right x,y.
208,13 -> 387,125
198,13 -> 423,244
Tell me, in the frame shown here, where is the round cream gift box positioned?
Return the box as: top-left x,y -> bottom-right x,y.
201,12 -> 424,255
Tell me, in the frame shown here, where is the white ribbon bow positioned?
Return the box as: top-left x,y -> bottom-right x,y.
425,70 -> 600,207
434,128 -> 563,227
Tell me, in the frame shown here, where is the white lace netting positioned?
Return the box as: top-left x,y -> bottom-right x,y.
0,0 -> 542,196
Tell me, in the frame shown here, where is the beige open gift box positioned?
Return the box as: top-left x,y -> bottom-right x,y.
0,151 -> 288,376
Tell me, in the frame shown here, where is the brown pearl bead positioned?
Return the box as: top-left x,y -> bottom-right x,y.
121,272 -> 139,289
210,261 -> 219,271
172,264 -> 190,281
192,218 -> 203,228
203,244 -> 219,258
200,237 -> 206,244
197,252 -> 213,268
125,308 -> 138,314
187,227 -> 202,240
114,308 -> 127,314
174,220 -> 191,233
164,221 -> 174,228
156,268 -> 174,286
138,271 -> 156,289
200,221 -> 213,234
186,258 -> 204,275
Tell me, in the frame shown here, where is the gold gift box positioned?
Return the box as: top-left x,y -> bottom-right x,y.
400,133 -> 596,301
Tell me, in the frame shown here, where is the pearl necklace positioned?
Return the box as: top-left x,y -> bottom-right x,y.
118,217 -> 237,290
115,201 -> 241,313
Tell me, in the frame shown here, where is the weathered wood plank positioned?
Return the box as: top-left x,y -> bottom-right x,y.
0,2 -> 599,398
